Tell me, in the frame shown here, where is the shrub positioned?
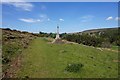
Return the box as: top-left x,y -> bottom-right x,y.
24,76 -> 29,78
65,63 -> 83,73
2,44 -> 20,64
4,28 -> 11,31
3,44 -> 19,55
2,57 -> 11,64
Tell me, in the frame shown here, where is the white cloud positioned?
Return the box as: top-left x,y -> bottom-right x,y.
19,18 -> 41,23
37,19 -> 41,22
40,14 -> 47,18
39,14 -> 51,22
2,0 -> 34,11
13,2 -> 33,11
59,18 -> 64,21
115,17 -> 120,20
47,18 -> 50,21
106,16 -> 113,20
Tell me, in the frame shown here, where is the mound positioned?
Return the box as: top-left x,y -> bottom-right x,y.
52,38 -> 64,44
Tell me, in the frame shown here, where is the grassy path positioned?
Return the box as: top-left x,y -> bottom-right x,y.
16,37 -> 118,78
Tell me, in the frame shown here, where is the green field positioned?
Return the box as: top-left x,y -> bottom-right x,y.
16,37 -> 118,78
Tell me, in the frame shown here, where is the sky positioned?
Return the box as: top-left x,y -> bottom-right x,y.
1,2 -> 119,33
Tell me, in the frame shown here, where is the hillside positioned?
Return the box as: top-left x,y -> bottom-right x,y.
82,27 -> 118,33
71,27 -> 119,34
1,28 -> 36,77
61,27 -> 119,50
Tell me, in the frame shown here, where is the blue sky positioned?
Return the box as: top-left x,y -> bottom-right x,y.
1,2 -> 119,33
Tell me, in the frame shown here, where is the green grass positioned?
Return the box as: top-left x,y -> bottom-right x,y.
16,37 -> 118,78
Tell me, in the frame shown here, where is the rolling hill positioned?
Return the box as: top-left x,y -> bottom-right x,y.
70,27 -> 119,34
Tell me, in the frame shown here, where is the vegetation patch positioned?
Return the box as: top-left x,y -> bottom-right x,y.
65,63 -> 84,73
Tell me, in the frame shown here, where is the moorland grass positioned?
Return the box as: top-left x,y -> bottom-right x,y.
16,37 -> 118,78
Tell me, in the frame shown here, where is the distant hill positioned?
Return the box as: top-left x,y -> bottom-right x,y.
82,27 -> 118,33
70,27 -> 119,35
68,27 -> 120,34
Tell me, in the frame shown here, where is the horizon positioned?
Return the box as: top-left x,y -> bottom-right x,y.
1,27 -> 119,34
1,2 -> 119,33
